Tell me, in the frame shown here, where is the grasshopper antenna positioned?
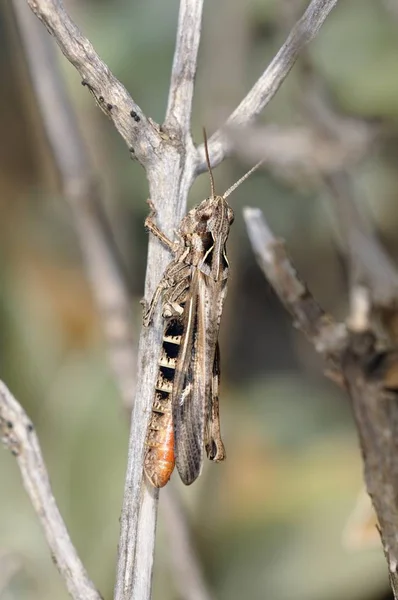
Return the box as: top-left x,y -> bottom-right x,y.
203,128 -> 216,199
223,160 -> 263,199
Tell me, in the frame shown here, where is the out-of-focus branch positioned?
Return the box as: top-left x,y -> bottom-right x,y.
0,381 -> 102,600
341,324 -> 398,576
243,208 -> 347,358
244,207 -> 398,599
381,0 -> 398,20
25,0 -> 162,166
293,55 -> 398,308
225,123 -> 372,184
196,0 -> 340,171
222,58 -> 376,186
164,0 -> 203,141
13,0 -> 137,413
324,172 -> 398,308
0,552 -> 22,596
161,486 -> 214,600
295,55 -> 398,309
296,62 -> 398,597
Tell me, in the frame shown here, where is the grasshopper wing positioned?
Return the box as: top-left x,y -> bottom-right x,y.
172,271 -> 207,485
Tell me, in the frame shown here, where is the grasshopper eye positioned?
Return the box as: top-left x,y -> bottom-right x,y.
227,208 -> 234,224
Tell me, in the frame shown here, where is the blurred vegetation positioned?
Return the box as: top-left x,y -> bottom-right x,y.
1,0 -> 397,599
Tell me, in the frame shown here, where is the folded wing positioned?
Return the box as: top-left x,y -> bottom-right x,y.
172,271 -> 207,485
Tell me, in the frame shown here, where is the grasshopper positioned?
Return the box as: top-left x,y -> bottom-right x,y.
143,132 -> 261,486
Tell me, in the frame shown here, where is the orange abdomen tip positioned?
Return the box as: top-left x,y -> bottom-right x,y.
144,422 -> 175,488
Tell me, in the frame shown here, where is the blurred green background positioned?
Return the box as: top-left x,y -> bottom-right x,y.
1,0 -> 397,599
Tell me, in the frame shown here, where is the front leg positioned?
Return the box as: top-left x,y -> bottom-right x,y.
144,202 -> 189,326
143,201 -> 177,326
145,199 -> 177,252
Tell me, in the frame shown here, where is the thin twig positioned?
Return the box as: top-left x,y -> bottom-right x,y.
164,0 -> 204,140
0,381 -> 102,600
25,0 -> 162,166
13,0 -> 137,412
243,207 -> 347,357
196,0 -> 340,171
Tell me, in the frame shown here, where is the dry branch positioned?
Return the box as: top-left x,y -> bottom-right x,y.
25,0 -> 162,166
294,59 -> 398,307
196,0 -> 340,171
13,0 -> 137,415
244,207 -> 398,599
165,0 -> 204,140
0,381 -> 102,600
299,53 -> 398,598
243,208 -> 347,360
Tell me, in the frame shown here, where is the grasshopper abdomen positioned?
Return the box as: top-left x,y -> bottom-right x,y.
144,318 -> 183,487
